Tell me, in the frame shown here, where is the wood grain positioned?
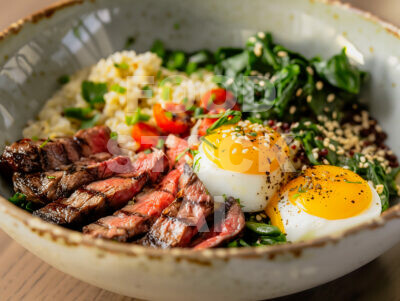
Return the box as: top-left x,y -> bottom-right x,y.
0,0 -> 399,300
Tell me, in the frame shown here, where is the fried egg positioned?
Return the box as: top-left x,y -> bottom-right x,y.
266,165 -> 382,242
194,121 -> 294,212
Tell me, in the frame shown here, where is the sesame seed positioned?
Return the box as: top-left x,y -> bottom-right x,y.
254,43 -> 263,57
327,93 -> 335,103
296,88 -> 303,97
324,107 -> 330,112
248,36 -> 256,43
316,81 -> 324,90
289,106 -> 296,114
256,215 -> 262,221
306,95 -> 312,103
257,32 -> 266,39
226,78 -> 234,85
375,184 -> 384,194
222,134 -> 227,138
360,156 -> 366,163
306,66 -> 314,75
277,51 -> 288,57
329,144 -> 336,151
259,81 -> 265,87
323,159 -> 330,165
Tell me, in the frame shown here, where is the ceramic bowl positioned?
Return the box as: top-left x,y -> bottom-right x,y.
0,0 -> 399,300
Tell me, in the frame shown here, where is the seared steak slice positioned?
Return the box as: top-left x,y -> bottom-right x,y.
142,164 -> 214,248
192,197 -> 245,249
74,125 -> 111,157
165,135 -> 189,168
83,168 -> 182,241
13,156 -> 131,204
0,126 -> 111,174
33,150 -> 169,227
33,176 -> 147,226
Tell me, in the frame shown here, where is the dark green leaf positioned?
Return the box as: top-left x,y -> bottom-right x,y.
81,81 -> 108,106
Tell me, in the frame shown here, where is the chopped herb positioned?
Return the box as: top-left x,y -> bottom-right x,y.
292,193 -> 301,199
57,75 -> 70,85
125,108 -> 150,126
31,136 -> 39,142
248,132 -> 257,137
193,107 -> 204,118
81,81 -> 108,107
142,85 -> 153,98
164,111 -> 173,120
173,22 -> 180,30
64,107 -> 93,120
175,147 -> 190,162
161,86 -> 171,101
156,139 -> 165,149
193,155 -> 201,172
110,83 -> 127,94
39,138 -> 50,148
8,193 -> 35,213
80,113 -> 101,129
343,179 -> 362,184
200,136 -> 217,149
9,192 -> 26,205
206,110 -> 242,135
114,62 -> 129,70
144,149 -> 152,154
47,176 -> 56,179
110,131 -> 118,140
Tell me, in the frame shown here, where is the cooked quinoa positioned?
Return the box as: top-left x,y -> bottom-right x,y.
23,51 -> 217,153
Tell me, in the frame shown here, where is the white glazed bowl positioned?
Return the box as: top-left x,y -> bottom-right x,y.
0,0 -> 399,300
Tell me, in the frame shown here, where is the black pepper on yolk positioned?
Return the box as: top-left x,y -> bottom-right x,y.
202,124 -> 289,175
266,165 -> 373,233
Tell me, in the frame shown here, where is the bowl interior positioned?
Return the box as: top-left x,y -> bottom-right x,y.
0,0 -> 399,203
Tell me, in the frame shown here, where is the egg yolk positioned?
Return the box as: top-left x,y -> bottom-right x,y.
202,123 -> 289,175
266,165 -> 372,233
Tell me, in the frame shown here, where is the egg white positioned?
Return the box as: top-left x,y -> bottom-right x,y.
194,143 -> 284,212
275,182 -> 382,242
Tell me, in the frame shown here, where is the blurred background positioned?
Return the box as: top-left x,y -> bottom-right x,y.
0,0 -> 399,31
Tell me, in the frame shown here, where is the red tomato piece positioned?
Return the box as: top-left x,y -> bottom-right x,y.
131,122 -> 160,151
200,88 -> 239,112
153,103 -> 191,135
198,118 -> 218,136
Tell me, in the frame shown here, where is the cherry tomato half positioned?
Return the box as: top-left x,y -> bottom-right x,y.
200,88 -> 239,112
198,117 -> 218,136
131,122 -> 160,151
153,103 -> 191,135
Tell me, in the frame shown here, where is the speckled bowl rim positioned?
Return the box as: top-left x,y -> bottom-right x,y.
0,0 -> 399,260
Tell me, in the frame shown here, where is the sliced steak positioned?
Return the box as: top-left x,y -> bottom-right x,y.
192,197 -> 245,249
13,156 -> 131,204
74,125 -> 111,157
165,135 -> 189,168
83,168 -> 182,241
142,164 -> 214,248
33,150 -> 169,227
0,126 -> 111,174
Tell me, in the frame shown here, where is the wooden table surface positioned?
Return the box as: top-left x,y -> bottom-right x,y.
0,1 -> 399,300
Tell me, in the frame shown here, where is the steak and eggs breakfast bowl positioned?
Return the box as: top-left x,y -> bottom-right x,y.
1,31 -> 398,249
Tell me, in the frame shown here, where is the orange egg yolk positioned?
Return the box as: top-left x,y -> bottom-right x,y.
202,123 -> 289,175
266,165 -> 372,233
